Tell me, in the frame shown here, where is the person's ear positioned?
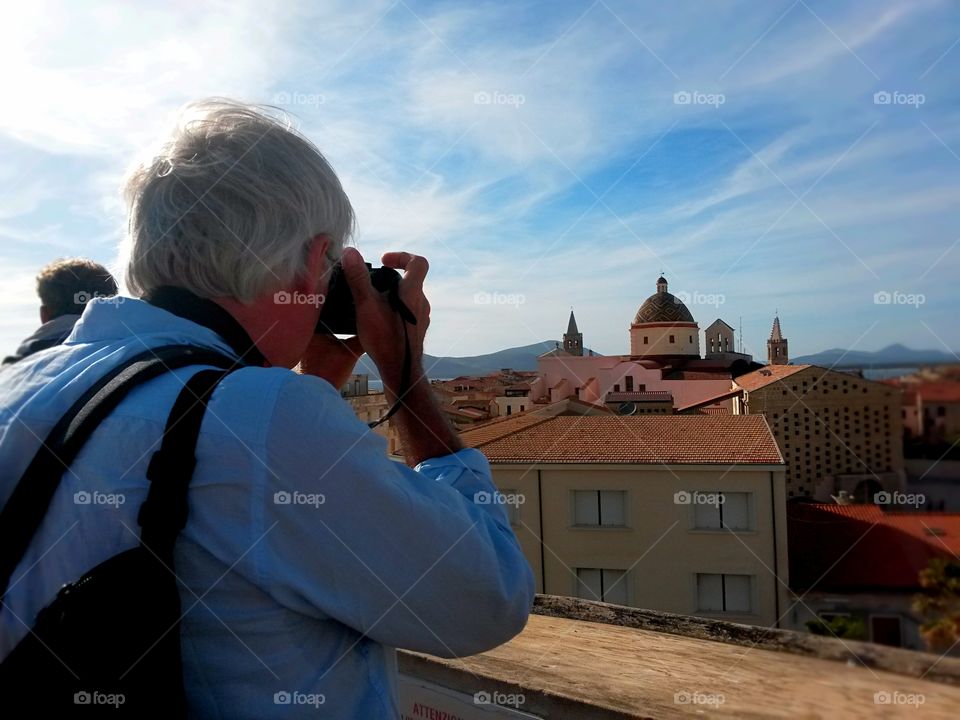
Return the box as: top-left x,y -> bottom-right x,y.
298,235 -> 331,294
39,305 -> 52,324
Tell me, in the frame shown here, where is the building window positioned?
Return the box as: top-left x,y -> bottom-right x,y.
520,405 -> 525,412
689,335 -> 693,343
573,490 -> 627,527
506,406 -> 511,415
613,384 -> 620,392
697,573 -> 752,613
692,492 -> 753,530
644,336 -> 649,344
625,377 -> 634,392
669,334 -> 675,343
576,568 -> 627,605
501,488 -> 521,526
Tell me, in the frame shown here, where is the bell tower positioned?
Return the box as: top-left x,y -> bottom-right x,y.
563,309 -> 583,356
767,312 -> 788,365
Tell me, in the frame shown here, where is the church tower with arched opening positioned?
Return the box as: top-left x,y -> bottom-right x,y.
767,313 -> 788,365
563,309 -> 583,356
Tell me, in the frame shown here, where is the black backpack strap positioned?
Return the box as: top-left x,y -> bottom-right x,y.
138,368 -> 234,559
0,345 -> 239,598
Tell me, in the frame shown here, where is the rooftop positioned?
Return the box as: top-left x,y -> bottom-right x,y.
734,363 -> 810,390
788,502 -> 960,591
459,414 -> 783,465
399,595 -> 960,718
676,387 -> 743,412
915,381 -> 960,404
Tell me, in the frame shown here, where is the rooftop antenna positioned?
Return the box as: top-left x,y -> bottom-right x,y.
738,315 -> 743,353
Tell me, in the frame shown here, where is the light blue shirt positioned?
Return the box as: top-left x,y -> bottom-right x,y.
0,297 -> 534,718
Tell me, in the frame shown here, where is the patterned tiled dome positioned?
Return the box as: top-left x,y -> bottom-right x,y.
632,277 -> 695,324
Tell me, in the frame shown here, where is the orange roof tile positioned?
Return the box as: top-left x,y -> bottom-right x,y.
916,381 -> 960,404
734,364 -> 809,391
789,503 -> 960,590
458,413 -> 552,446
460,415 -> 782,465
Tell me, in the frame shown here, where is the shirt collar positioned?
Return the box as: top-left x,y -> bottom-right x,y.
142,286 -> 270,367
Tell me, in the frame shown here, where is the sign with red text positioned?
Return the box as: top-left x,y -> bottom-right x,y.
398,674 -> 540,720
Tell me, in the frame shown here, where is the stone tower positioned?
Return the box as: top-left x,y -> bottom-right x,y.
767,314 -> 788,365
563,309 -> 583,356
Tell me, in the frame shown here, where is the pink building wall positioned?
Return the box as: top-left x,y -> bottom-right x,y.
538,356 -> 731,409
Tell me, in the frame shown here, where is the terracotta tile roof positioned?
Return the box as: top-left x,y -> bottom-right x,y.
458,413 -> 552,445
460,415 -> 782,465
788,503 -> 960,591
917,381 -> 960,404
734,364 -> 810,391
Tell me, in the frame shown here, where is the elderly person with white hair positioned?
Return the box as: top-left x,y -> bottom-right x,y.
0,99 -> 534,717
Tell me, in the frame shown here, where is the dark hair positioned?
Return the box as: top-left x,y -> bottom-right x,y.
36,258 -> 118,319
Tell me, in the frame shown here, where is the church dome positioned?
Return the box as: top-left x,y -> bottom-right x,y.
632,277 -> 695,325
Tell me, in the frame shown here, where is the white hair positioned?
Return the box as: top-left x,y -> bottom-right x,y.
123,98 -> 354,302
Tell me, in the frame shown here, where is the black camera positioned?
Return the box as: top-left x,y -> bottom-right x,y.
315,263 -> 415,335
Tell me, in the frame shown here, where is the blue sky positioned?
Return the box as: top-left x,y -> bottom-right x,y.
1,0 -> 958,360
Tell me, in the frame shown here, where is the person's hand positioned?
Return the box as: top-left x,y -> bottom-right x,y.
298,333 -> 364,389
341,247 -> 430,396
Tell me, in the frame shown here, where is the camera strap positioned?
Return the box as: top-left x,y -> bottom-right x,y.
368,310 -> 413,429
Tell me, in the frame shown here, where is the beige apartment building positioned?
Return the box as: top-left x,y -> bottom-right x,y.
731,365 -> 904,501
460,414 -> 789,628
339,373 -> 399,454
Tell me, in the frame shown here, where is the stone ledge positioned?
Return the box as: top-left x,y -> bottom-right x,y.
531,594 -> 960,686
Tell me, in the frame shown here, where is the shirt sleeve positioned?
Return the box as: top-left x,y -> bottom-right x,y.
257,373 -> 535,657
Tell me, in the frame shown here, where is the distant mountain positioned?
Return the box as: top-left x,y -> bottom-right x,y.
354,340 -> 587,380
792,344 -> 958,368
